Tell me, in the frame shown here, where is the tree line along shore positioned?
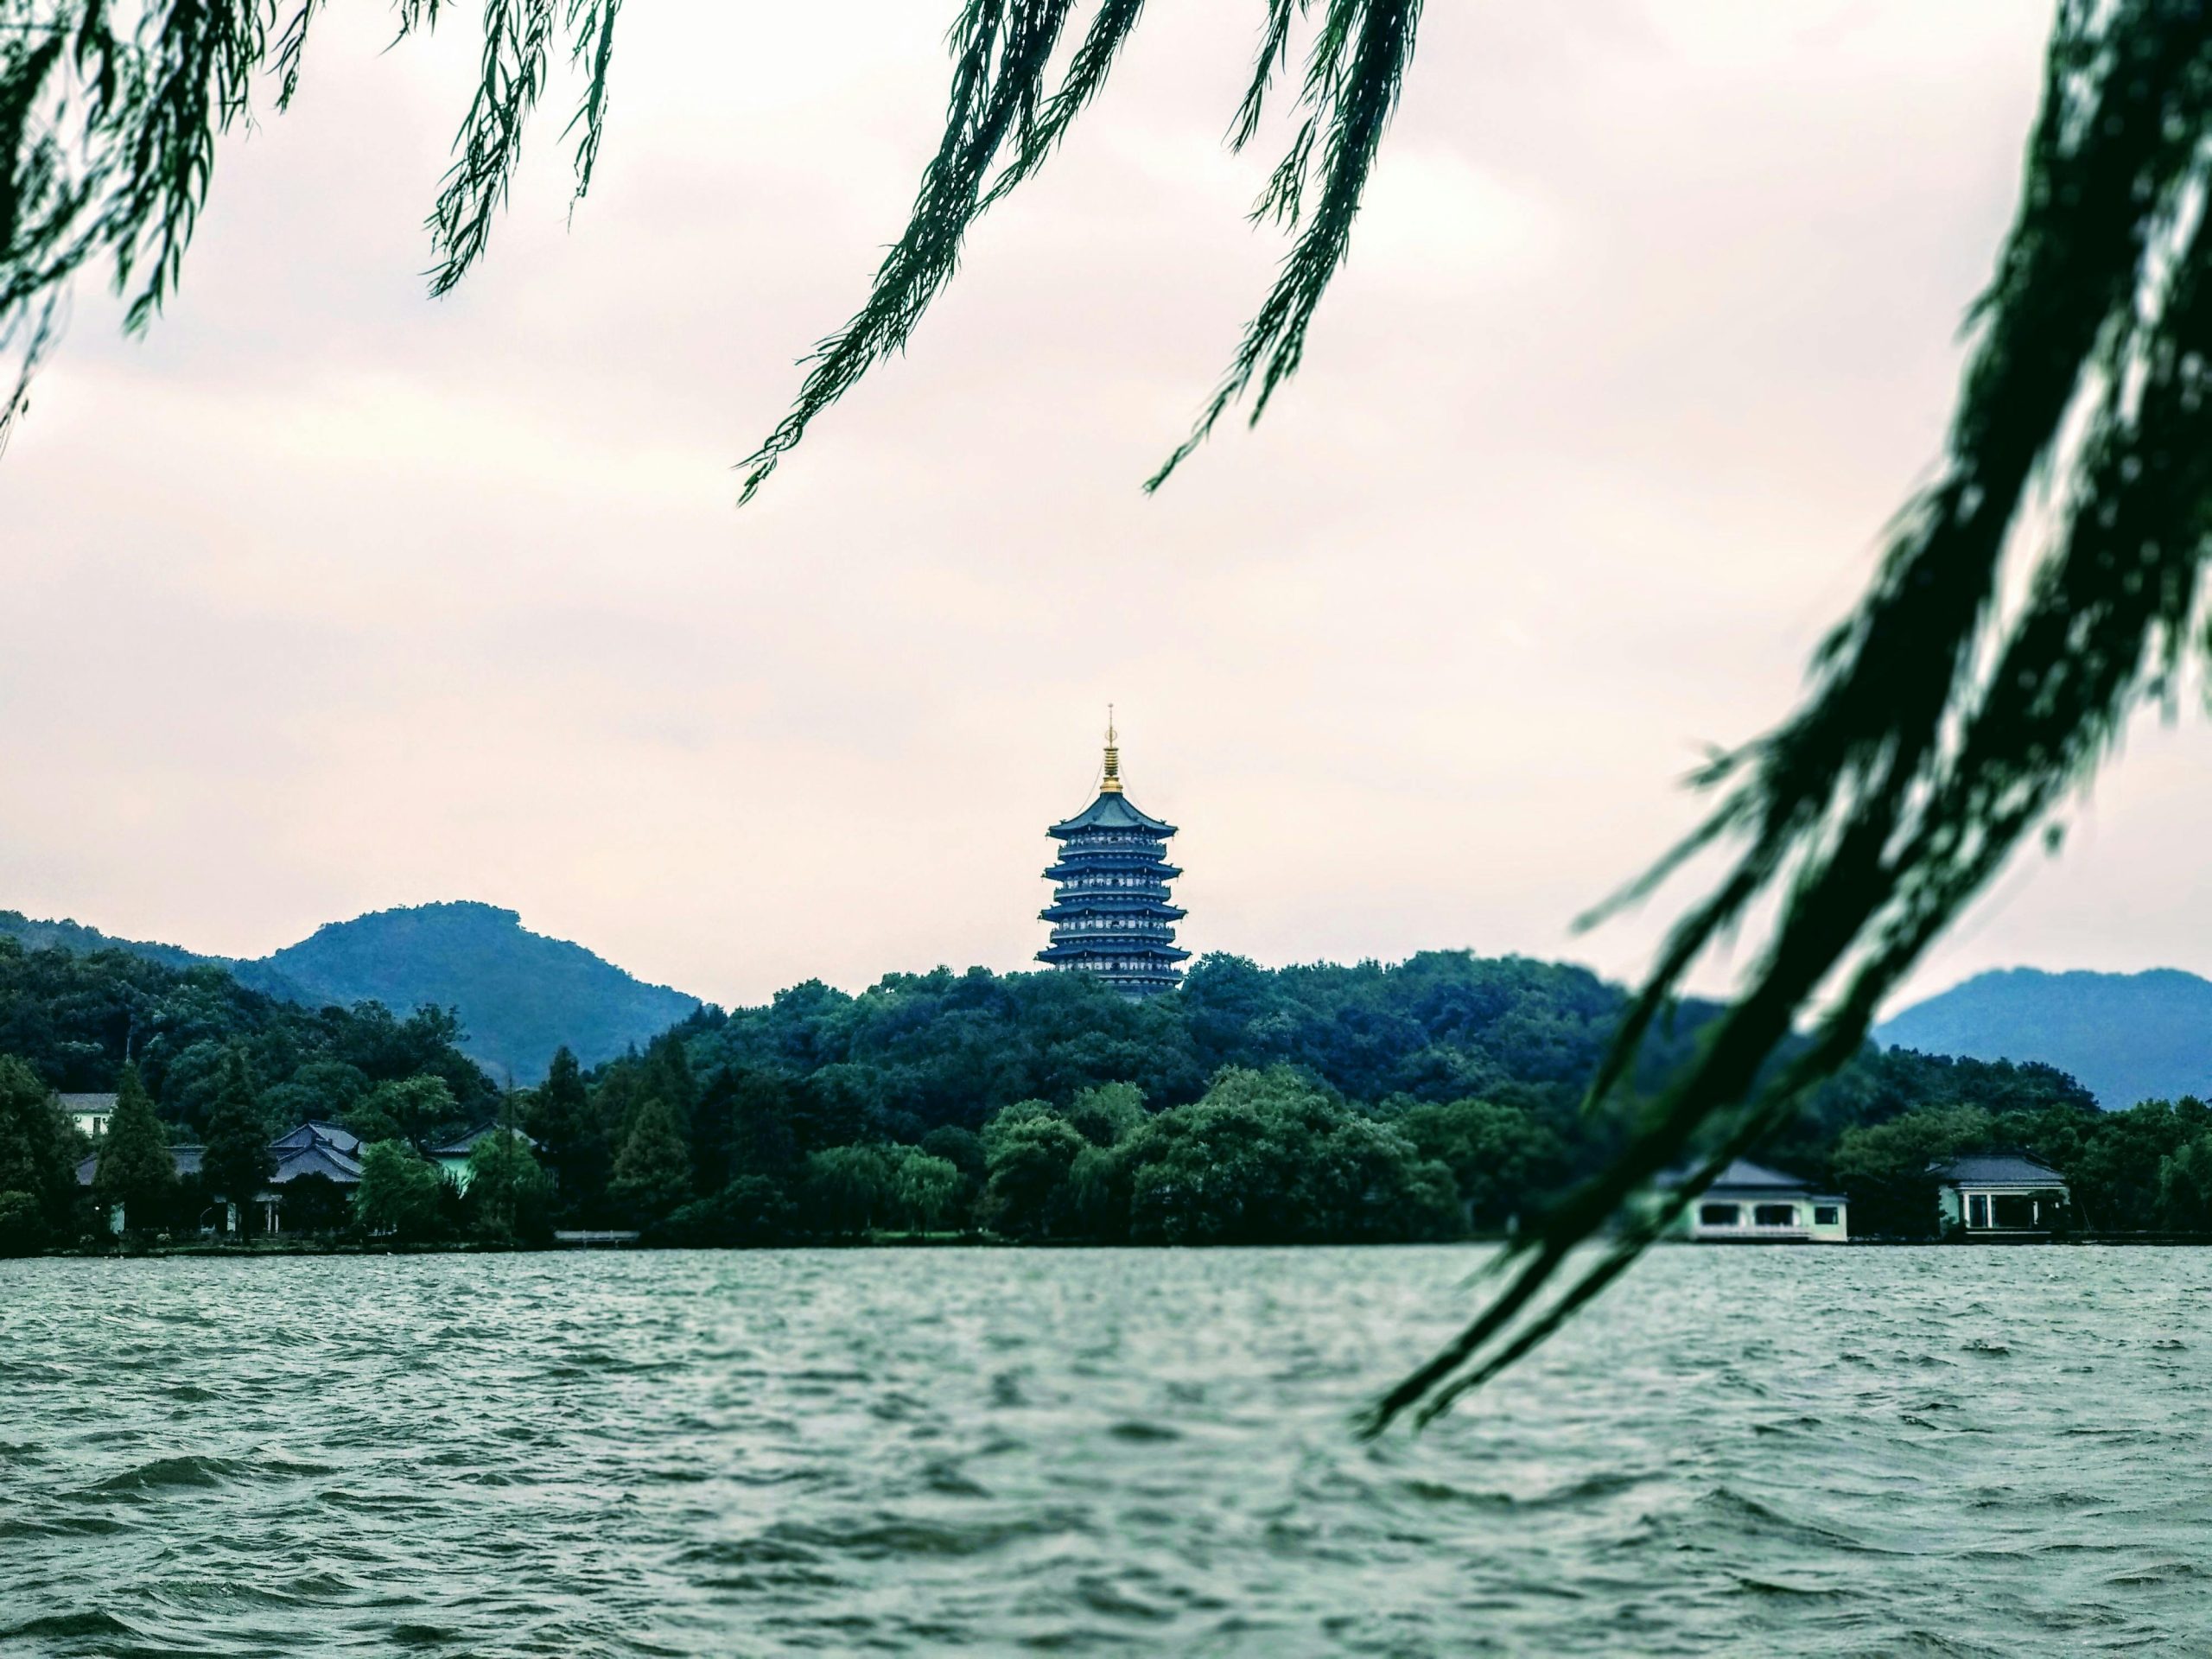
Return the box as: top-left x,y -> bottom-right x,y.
5,936 -> 2212,1255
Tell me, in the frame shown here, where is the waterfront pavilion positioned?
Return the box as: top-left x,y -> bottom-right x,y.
1933,1154 -> 2071,1238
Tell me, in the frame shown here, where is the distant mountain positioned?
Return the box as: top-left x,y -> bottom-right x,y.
1876,967 -> 2212,1109
0,901 -> 700,1083
262,903 -> 699,1082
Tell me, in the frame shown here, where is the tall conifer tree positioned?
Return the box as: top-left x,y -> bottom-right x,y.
199,1049 -> 270,1232
643,1033 -> 696,1128
528,1046 -> 607,1221
0,1056 -> 73,1253
690,1067 -> 739,1200
93,1063 -> 175,1232
608,1096 -> 693,1227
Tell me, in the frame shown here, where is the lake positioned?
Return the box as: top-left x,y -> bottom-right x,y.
2,1246 -> 2206,1656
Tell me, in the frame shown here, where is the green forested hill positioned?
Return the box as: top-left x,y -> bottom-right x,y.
1877,967 -> 2212,1108
683,951 -> 1721,1139
0,935 -> 495,1122
12,929 -> 2191,1246
544,953 -> 2120,1242
1,903 -> 699,1082
260,903 -> 698,1083
1,910 -> 230,976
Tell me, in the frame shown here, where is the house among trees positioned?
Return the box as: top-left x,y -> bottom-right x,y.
259,1122 -> 366,1232
1934,1154 -> 2071,1238
429,1124 -> 538,1194
60,1092 -> 117,1138
267,1122 -> 365,1175
76,1121 -> 365,1234
1673,1159 -> 1849,1243
74,1141 -> 202,1188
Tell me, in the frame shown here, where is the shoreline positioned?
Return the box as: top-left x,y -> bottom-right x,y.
20,1231 -> 2212,1261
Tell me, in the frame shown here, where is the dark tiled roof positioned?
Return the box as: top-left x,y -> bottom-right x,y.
59,1093 -> 118,1112
1710,1159 -> 1808,1190
270,1122 -> 361,1155
268,1142 -> 364,1185
1933,1154 -> 2069,1186
75,1145 -> 204,1186
1662,1158 -> 1815,1192
1048,791 -> 1177,838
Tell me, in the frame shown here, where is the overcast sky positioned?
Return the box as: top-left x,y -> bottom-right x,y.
4,0 -> 2202,1012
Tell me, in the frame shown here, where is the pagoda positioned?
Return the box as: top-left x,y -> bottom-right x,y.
1037,715 -> 1189,995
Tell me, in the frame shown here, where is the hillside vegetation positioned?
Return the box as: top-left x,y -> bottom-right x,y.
261,903 -> 697,1082
1,903 -> 697,1081
12,938 -> 2212,1250
1878,967 -> 2212,1108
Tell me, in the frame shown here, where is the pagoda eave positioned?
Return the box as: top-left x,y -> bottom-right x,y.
1039,905 -> 1187,924
1035,944 -> 1191,965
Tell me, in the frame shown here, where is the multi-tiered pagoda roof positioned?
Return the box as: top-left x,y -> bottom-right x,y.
1037,718 -> 1187,995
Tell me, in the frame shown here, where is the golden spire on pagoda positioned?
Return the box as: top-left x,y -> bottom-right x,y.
1100,705 -> 1123,793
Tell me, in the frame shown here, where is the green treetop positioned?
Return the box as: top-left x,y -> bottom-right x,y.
354,1141 -> 446,1243
890,1150 -> 964,1235
465,1126 -> 552,1246
199,1049 -> 271,1224
608,1096 -> 693,1227
93,1063 -> 175,1231
525,1045 -> 608,1219
345,1074 -> 460,1152
1117,1067 -> 1455,1247
0,1056 -> 75,1254
980,1110 -> 1087,1242
800,1144 -> 894,1239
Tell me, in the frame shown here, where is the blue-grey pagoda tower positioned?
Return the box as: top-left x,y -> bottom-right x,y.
1038,714 -> 1188,995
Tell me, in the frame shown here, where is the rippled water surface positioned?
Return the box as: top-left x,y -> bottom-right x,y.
3,1247 -> 2209,1656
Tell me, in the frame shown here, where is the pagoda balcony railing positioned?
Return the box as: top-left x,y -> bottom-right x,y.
1057,958 -> 1187,979
1041,910 -> 1187,927
1051,925 -> 1179,941
1048,867 -> 1183,884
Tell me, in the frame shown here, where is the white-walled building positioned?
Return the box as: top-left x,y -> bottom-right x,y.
1672,1158 -> 1849,1243
60,1093 -> 117,1139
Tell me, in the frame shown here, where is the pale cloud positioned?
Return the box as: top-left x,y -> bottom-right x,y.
5,0 -> 2194,1015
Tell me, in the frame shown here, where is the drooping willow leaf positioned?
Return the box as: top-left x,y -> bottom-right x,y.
0,0 -> 622,443
734,0 -> 1423,499
1366,0 -> 2212,1432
